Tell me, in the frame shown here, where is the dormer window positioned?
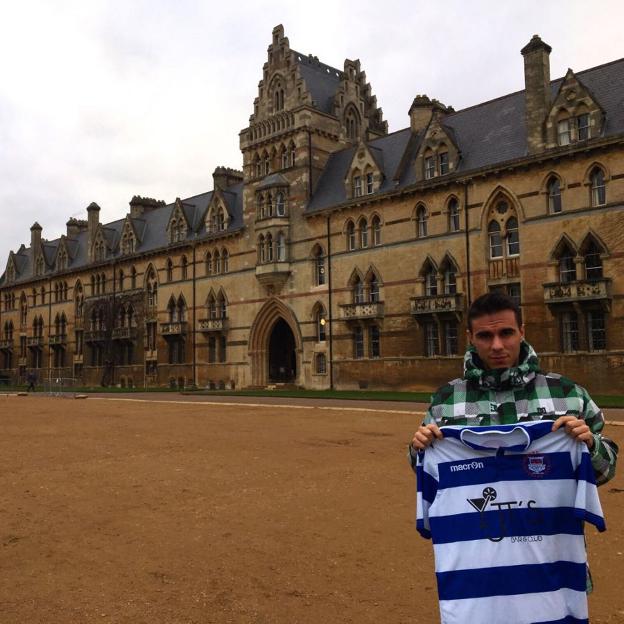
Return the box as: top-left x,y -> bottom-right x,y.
577,114 -> 590,140
35,256 -> 44,276
557,111 -> 592,146
366,172 -> 374,195
557,118 -> 571,146
353,176 -> 362,198
424,156 -> 435,180
439,152 -> 449,175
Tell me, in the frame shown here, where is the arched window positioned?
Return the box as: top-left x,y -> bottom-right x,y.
584,242 -> 603,281
222,249 -> 229,273
101,274 -> 106,294
559,247 -> 577,283
345,108 -> 359,140
276,232 -> 286,262
130,267 -> 137,290
207,293 -> 217,319
346,221 -> 356,251
289,143 -> 296,167
263,152 -> 270,176
276,192 -> 286,216
359,219 -> 368,248
353,276 -> 364,304
214,250 -> 221,274
590,167 -> 606,206
443,263 -> 457,295
506,217 -> 520,256
167,297 -> 176,323
177,297 -> 186,323
205,252 -> 212,275
372,216 -> 381,246
217,292 -> 227,319
280,145 -> 288,169
254,153 -> 262,178
352,174 -> 362,198
266,193 -> 273,218
416,206 -> 428,238
266,234 -> 274,262
488,221 -> 503,259
313,247 -> 325,286
181,256 -> 188,280
369,274 -> 380,302
448,198 -> 460,232
425,266 -> 437,296
316,306 -> 327,342
166,259 -> 173,282
258,235 -> 266,263
547,177 -> 562,213
146,268 -> 158,308
118,269 -> 125,291
256,194 -> 264,219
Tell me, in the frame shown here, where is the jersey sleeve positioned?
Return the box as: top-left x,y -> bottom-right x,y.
574,444 -> 606,532
416,450 -> 439,539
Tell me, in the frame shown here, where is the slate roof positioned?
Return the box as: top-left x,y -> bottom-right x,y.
307,57 -> 624,212
293,50 -> 343,114
307,128 -> 413,211
2,185 -> 243,286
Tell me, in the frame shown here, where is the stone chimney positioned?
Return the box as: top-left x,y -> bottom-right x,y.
129,195 -> 166,218
521,34 -> 552,154
30,222 -> 42,262
66,218 -> 87,238
408,95 -> 449,133
213,167 -> 244,191
87,202 -> 100,254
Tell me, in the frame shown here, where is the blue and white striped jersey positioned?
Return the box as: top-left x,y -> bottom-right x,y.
415,421 -> 605,624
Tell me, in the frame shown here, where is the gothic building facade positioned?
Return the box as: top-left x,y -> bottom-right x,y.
2,27 -> 624,393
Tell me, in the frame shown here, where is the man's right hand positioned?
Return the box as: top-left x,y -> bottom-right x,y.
411,423 -> 443,450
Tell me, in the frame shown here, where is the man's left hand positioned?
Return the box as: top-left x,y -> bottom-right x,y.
551,415 -> 594,449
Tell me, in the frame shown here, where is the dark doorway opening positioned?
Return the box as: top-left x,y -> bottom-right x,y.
268,318 -> 296,382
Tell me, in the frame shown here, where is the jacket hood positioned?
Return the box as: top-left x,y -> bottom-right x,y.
463,341 -> 541,390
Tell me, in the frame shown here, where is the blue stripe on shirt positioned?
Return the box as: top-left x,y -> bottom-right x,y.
436,560 -> 587,600
437,452 -> 577,489
429,507 -> 584,544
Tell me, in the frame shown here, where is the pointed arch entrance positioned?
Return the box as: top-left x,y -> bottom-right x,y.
268,319 -> 296,382
248,297 -> 302,386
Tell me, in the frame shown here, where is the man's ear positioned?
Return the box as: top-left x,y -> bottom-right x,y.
466,329 -> 474,346
519,325 -> 525,340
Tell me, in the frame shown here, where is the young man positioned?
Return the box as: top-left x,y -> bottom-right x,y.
411,292 -> 618,486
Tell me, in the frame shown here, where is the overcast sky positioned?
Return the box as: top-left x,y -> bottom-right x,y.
1,0 -> 623,262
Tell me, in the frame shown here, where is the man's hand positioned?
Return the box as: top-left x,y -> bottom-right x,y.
411,423 -> 443,450
551,415 -> 594,449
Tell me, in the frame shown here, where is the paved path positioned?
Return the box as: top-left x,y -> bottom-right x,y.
71,392 -> 624,424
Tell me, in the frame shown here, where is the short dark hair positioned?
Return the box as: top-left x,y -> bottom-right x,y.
467,292 -> 522,331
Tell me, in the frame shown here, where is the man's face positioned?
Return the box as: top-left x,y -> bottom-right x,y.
467,309 -> 525,370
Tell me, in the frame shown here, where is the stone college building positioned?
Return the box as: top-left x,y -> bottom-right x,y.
1,26 -> 624,393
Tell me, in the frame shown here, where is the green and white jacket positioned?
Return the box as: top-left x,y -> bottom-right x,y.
422,341 -> 618,486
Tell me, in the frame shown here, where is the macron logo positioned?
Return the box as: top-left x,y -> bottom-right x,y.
450,460 -> 485,472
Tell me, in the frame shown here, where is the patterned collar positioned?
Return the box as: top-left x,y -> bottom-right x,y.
463,341 -> 541,390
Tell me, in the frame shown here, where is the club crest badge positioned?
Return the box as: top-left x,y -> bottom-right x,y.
523,454 -> 551,478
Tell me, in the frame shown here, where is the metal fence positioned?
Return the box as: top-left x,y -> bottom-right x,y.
42,377 -> 78,397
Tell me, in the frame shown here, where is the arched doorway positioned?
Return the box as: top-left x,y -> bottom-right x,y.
248,297 -> 302,386
268,318 -> 296,382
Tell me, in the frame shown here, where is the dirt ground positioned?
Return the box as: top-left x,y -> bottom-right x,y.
0,395 -> 622,624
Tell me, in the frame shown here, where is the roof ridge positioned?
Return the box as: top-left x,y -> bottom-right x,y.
291,48 -> 343,77
446,56 -> 624,119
